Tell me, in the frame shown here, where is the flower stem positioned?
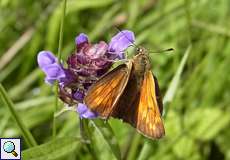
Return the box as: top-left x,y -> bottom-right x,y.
126,133 -> 141,160
53,0 -> 67,139
53,81 -> 59,138
57,0 -> 67,63
184,0 -> 192,43
0,83 -> 37,147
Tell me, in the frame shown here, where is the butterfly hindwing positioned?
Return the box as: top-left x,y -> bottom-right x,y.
110,68 -> 165,139
84,61 -> 132,118
136,71 -> 165,139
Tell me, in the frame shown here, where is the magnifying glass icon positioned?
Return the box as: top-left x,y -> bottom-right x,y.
3,141 -> 18,157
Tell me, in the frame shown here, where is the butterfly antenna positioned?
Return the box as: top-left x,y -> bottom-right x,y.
114,27 -> 174,54
149,48 -> 174,54
114,26 -> 138,48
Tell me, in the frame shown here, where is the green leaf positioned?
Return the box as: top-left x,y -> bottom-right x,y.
80,118 -> 99,160
22,137 -> 79,160
137,140 -> 152,160
0,83 -> 37,147
91,119 -> 121,160
216,129 -> 230,159
173,135 -> 197,159
185,107 -> 230,140
163,45 -> 191,105
3,103 -> 53,137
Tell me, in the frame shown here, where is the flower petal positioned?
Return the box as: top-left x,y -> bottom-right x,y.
37,51 -> 57,69
59,69 -> 77,86
77,103 -> 98,119
108,30 -> 135,59
73,89 -> 85,101
83,41 -> 108,59
42,63 -> 65,77
76,54 -> 89,64
94,41 -> 108,58
42,63 -> 66,84
44,77 -> 57,85
77,103 -> 88,115
75,33 -> 89,51
82,110 -> 98,119
75,68 -> 96,76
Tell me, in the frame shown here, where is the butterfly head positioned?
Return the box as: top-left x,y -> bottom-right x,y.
135,46 -> 148,55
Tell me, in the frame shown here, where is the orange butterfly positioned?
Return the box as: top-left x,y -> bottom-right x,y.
84,46 -> 165,139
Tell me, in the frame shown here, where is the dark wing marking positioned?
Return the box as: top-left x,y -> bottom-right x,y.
153,75 -> 163,115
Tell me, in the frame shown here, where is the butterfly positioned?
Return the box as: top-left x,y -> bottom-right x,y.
84,46 -> 166,139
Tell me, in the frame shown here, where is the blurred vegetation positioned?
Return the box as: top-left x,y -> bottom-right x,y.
0,0 -> 230,160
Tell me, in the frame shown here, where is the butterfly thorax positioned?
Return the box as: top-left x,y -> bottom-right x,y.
132,48 -> 151,77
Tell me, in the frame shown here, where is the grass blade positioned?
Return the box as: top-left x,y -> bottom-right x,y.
53,0 -> 67,138
163,45 -> 192,105
91,119 -> 121,160
0,83 -> 37,147
80,118 -> 99,160
22,137 -> 79,160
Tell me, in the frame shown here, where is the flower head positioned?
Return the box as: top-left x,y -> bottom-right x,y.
37,51 -> 65,84
37,30 -> 135,119
69,36 -> 112,77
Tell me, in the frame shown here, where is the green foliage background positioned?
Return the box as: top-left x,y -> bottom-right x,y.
0,0 -> 230,159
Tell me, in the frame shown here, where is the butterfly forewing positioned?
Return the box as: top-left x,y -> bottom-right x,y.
84,45 -> 165,139
84,61 -> 132,118
137,71 -> 165,139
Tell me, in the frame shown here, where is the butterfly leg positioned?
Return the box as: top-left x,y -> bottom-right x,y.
107,59 -> 129,63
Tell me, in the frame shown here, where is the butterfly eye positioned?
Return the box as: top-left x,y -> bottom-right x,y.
136,48 -> 142,53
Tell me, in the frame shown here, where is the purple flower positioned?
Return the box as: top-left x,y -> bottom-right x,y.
37,30 -> 135,119
75,33 -> 89,51
37,51 -> 57,67
73,89 -> 85,102
37,51 -> 65,84
77,103 -> 97,119
108,30 -> 135,59
68,40 -> 111,77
